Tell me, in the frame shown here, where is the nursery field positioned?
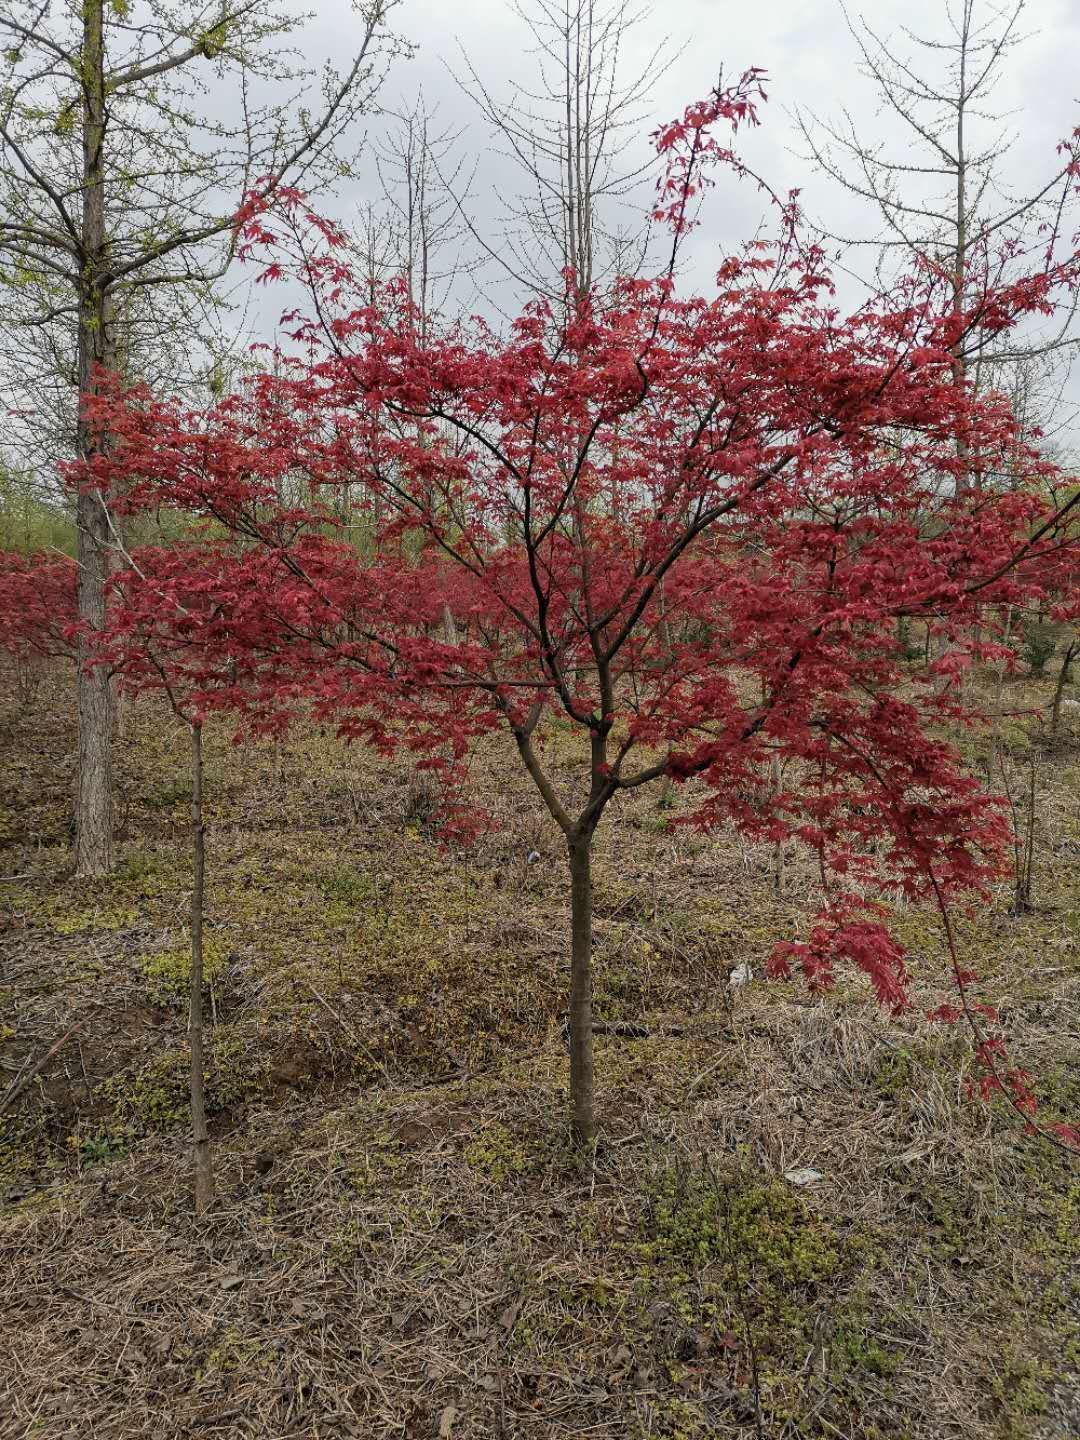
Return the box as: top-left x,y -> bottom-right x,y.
1,663 -> 1078,1440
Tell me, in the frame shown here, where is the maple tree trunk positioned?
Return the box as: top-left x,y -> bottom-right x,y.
189,722 -> 213,1213
566,832 -> 597,1146
74,0 -> 114,878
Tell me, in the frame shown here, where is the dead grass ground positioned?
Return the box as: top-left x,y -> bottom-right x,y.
0,661 -> 1078,1439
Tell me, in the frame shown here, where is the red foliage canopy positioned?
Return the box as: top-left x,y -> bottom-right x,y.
0,551 -> 77,661
57,75 -> 1080,1143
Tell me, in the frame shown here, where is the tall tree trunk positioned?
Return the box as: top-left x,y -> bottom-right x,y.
74,0 -> 114,877
74,494 -> 113,875
190,722 -> 213,1213
567,832 -> 596,1146
656,580 -> 676,810
770,753 -> 784,895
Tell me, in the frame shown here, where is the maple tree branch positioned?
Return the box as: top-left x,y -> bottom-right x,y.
601,449 -> 797,665
512,723 -> 572,834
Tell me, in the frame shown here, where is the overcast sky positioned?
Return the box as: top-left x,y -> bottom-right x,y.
329,0 -> 1080,259
246,0 -> 1080,439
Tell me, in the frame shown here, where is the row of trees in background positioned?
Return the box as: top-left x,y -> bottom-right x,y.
1,0 -> 1080,1200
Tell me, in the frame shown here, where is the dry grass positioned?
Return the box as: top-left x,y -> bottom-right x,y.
0,662 -> 1078,1439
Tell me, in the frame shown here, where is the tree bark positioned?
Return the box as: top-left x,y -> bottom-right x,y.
1051,636 -> 1078,736
74,0 -> 115,877
189,722 -> 213,1213
656,579 -> 676,809
567,833 -> 596,1146
770,753 -> 784,895
74,488 -> 113,876
441,601 -> 459,647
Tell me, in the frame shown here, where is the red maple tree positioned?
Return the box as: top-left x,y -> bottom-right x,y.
70,76 -> 1080,1146
0,551 -> 77,663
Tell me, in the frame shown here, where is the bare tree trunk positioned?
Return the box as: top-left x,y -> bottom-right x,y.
1051,636 -> 1078,736
75,490 -> 114,875
442,601 -> 459,647
189,722 -> 213,1213
770,753 -> 784,895
656,578 -> 676,809
567,832 -> 596,1146
933,627 -> 951,693
1022,757 -> 1037,911
74,0 -> 114,878
988,604 -> 1015,773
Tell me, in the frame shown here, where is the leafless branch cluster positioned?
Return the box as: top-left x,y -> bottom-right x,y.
797,0 -> 1080,431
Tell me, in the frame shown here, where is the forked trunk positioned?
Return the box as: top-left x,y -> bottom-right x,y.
190,722 -> 213,1213
567,834 -> 596,1146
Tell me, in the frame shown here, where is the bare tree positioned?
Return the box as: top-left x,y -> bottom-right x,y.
797,0 -> 1080,432
0,0 -> 403,876
371,95 -> 472,338
455,0 -> 675,306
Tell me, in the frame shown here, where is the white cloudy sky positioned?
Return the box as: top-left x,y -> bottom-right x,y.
244,0 -> 1080,437
320,0 -> 1080,260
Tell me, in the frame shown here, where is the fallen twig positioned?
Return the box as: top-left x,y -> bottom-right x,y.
0,1023 -> 82,1116
298,977 -> 395,1085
